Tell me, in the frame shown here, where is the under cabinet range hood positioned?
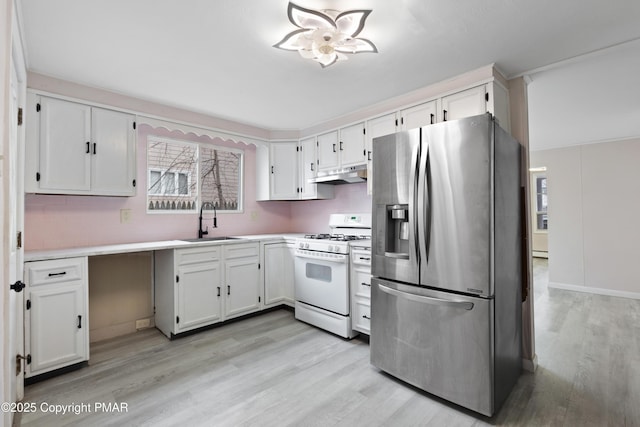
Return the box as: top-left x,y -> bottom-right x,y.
309,165 -> 367,184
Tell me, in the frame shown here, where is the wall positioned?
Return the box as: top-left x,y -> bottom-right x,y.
530,138 -> 640,299
289,183 -> 372,233
24,124 -> 292,251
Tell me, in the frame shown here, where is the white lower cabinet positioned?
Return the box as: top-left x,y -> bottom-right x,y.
350,247 -> 372,335
263,240 -> 295,307
223,243 -> 261,319
24,257 -> 89,378
155,242 -> 260,338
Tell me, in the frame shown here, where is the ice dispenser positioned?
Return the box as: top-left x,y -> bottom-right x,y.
384,204 -> 409,259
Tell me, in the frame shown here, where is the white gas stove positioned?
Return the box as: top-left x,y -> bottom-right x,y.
294,213 -> 371,338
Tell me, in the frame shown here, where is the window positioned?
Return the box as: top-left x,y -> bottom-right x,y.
534,173 -> 548,231
147,137 -> 243,212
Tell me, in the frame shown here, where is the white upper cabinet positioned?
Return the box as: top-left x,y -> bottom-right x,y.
26,94 -> 137,196
366,113 -> 398,195
316,130 -> 340,172
317,122 -> 367,173
440,85 -> 488,123
400,100 -> 437,130
255,140 -> 333,201
269,142 -> 299,200
338,122 -> 367,168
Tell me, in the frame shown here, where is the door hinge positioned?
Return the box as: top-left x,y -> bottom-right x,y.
133,121 -> 136,130
16,354 -> 31,375
16,231 -> 22,249
26,299 -> 31,310
176,275 -> 179,283
17,107 -> 23,126
36,103 -> 41,112
176,316 -> 179,324
10,281 -> 25,293
485,92 -> 489,102
36,172 -> 41,182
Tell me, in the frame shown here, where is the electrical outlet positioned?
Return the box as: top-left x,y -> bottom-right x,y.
250,211 -> 259,221
135,318 -> 151,329
120,209 -> 132,224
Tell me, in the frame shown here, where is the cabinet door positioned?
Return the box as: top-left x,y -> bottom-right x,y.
401,100 -> 437,130
27,282 -> 87,376
38,97 -> 92,192
176,260 -> 222,333
225,257 -> 260,318
299,137 -> 317,199
317,131 -> 339,172
264,242 -> 295,307
270,142 -> 299,200
339,122 -> 366,168
91,108 -> 136,196
366,114 -> 397,195
440,85 -> 487,122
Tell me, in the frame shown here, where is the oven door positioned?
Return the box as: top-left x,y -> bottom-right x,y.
294,250 -> 349,315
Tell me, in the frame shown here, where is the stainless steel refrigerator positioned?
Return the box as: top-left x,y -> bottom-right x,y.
370,113 -> 522,417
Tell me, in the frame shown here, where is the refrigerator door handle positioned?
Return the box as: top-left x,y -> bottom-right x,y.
417,142 -> 430,263
378,284 -> 474,310
410,140 -> 421,265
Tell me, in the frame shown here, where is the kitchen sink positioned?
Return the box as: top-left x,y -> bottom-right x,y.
179,236 -> 244,243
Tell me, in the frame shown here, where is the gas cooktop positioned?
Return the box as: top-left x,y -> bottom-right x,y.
303,234 -> 370,242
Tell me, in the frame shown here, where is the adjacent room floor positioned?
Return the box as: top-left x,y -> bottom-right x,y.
14,259 -> 640,426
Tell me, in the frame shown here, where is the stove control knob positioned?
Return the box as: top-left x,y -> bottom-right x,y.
299,242 -> 304,248
304,243 -> 309,249
328,245 -> 334,252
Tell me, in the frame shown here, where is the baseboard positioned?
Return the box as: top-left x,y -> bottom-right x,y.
522,354 -> 538,373
548,282 -> 640,300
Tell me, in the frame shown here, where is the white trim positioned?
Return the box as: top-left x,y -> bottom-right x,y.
522,354 -> 538,373
548,282 -> 640,300
532,251 -> 548,259
529,134 -> 640,152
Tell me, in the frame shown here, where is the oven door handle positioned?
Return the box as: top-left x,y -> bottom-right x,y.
295,251 -> 348,264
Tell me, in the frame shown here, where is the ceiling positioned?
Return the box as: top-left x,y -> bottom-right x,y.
18,0 -> 640,132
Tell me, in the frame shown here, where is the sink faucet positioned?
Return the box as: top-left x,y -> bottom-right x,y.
198,202 -> 217,238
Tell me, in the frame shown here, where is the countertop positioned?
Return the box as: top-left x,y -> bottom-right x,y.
24,233 -> 306,262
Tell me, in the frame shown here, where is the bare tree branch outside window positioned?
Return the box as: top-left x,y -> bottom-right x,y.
147,137 -> 242,212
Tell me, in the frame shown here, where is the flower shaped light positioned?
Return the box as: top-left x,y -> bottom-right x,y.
273,2 -> 378,68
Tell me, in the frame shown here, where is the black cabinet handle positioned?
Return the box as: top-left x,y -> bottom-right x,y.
77,315 -> 82,329
227,285 -> 230,296
362,282 -> 371,287
363,315 -> 371,320
443,110 -> 448,121
86,142 -> 90,153
332,143 -> 336,153
93,143 -> 97,155
430,113 -> 435,124
271,166 -> 274,174
48,271 -> 67,277
367,151 -> 372,161
310,162 -> 314,172
340,141 -> 343,151
217,286 -> 221,297
359,257 -> 371,261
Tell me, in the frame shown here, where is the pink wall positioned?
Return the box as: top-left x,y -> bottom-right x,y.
24,125 -> 292,250
289,183 -> 372,234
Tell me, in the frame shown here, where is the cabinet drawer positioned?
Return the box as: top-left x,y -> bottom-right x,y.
176,247 -> 220,265
224,242 -> 259,259
352,269 -> 372,298
353,301 -> 371,334
26,257 -> 86,286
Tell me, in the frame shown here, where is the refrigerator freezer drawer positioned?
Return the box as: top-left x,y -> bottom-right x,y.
371,277 -> 495,416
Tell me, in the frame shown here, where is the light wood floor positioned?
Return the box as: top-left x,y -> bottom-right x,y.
15,259 -> 640,426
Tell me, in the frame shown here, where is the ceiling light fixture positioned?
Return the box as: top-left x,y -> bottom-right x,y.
273,2 -> 378,68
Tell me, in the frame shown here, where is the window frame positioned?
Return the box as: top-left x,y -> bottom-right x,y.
146,136 -> 244,214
